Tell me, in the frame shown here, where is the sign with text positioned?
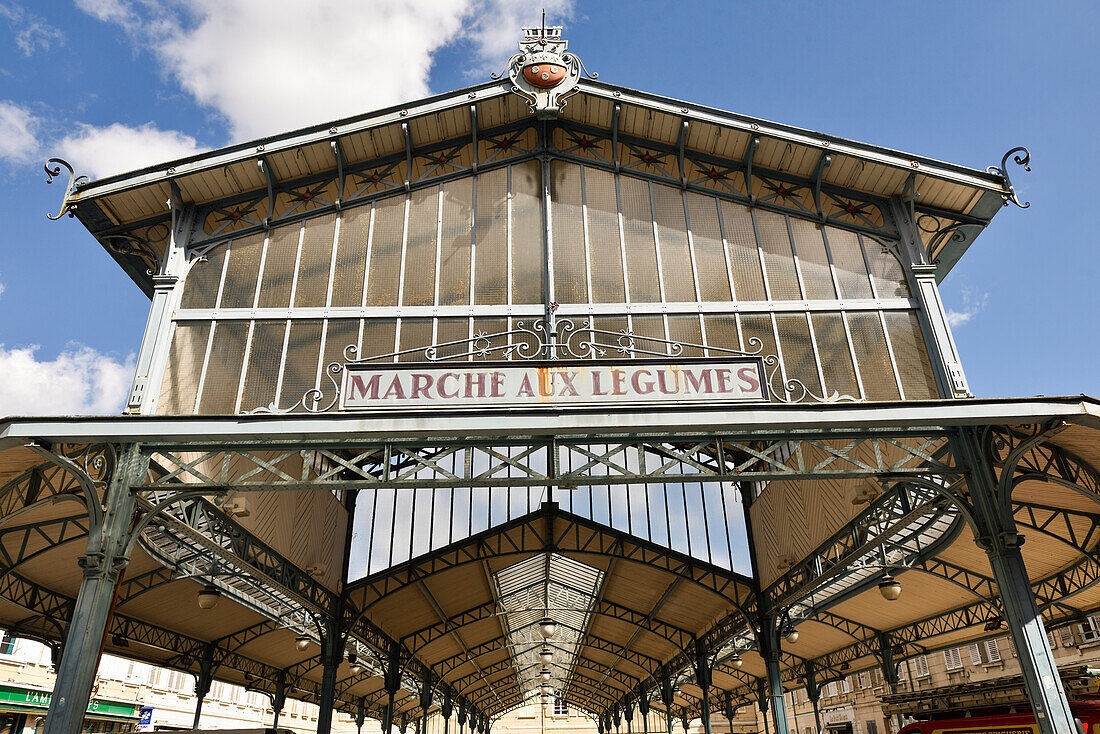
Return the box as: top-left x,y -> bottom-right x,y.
340,359 -> 767,410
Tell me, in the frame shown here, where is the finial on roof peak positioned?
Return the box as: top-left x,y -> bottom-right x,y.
491,17 -> 595,120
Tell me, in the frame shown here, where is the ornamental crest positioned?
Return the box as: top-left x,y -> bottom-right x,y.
492,21 -> 596,119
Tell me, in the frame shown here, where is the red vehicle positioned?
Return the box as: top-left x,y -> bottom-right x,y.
897,701 -> 1100,734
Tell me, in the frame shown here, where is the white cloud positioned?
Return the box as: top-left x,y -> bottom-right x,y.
0,100 -> 40,165
58,122 -> 201,179
0,2 -> 65,56
946,289 -> 988,328
0,344 -> 135,416
76,0 -> 574,142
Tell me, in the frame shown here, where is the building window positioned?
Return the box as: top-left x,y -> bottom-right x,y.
943,648 -> 963,670
1059,627 -> 1078,648
858,671 -> 871,689
553,696 -> 568,716
911,655 -> 930,678
825,682 -> 837,698
1078,617 -> 1100,643
866,720 -> 878,734
968,640 -> 1001,665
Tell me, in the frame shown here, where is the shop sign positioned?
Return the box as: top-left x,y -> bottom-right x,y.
0,684 -> 139,717
340,359 -> 767,410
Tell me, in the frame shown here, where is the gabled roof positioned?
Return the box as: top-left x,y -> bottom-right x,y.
55,78 -> 1023,293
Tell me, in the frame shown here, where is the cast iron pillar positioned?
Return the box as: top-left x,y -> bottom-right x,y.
638,689 -> 650,734
317,617 -> 343,734
272,670 -> 287,730
43,444 -> 145,734
192,643 -> 215,728
625,700 -> 635,734
802,662 -> 822,734
876,632 -> 905,732
692,643 -> 713,734
419,671 -> 433,734
659,674 -> 674,734
956,426 -> 1076,734
441,689 -> 453,734
456,702 -> 467,734
355,697 -> 366,734
755,678 -> 770,734
759,618 -> 791,734
383,650 -> 403,734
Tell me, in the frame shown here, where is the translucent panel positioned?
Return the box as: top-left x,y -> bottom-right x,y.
358,319 -> 397,362
511,160 -> 545,304
825,226 -> 873,299
278,320 -> 323,410
198,321 -> 249,414
667,316 -> 704,356
788,218 -> 836,300
775,314 -> 823,400
703,315 -> 743,354
811,313 -> 860,400
584,167 -> 626,303
365,195 -> 406,307
739,315 -> 779,380
631,314 -> 666,356
471,167 -> 507,306
180,244 -> 226,309
219,232 -> 264,309
157,322 -> 209,414
471,317 -> 507,360
619,177 -> 661,302
402,187 -> 440,306
652,183 -> 695,302
720,201 -> 766,301
865,237 -> 911,298
434,317 -> 471,360
398,318 -> 434,362
321,319 -> 360,375
439,177 -> 473,306
550,160 -> 588,304
240,320 -> 286,412
293,213 -> 337,308
330,205 -> 371,307
884,312 -> 940,400
686,193 -> 732,302
847,313 -> 901,401
594,316 -> 629,350
257,223 -> 300,309
755,210 -> 801,300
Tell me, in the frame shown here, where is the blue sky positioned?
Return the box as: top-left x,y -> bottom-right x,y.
0,0 -> 1096,414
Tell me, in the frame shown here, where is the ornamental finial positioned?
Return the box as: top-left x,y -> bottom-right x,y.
987,146 -> 1032,209
491,18 -> 596,119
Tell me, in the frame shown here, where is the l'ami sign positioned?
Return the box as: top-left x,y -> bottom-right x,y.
340,360 -> 767,410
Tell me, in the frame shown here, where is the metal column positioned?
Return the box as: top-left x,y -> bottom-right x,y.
957,427 -> 1076,734
760,619 -> 791,734
693,645 -> 713,734
317,618 -> 342,734
43,445 -> 145,734
272,671 -> 287,730
802,662 -> 823,734
192,643 -> 215,728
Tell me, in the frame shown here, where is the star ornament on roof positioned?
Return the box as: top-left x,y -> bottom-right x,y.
492,16 -> 597,120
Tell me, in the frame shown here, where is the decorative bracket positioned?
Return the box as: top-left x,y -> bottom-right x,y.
987,146 -> 1031,208
44,158 -> 89,220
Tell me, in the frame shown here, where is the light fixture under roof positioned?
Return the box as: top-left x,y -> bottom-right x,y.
539,647 -> 554,665
295,634 -> 311,652
878,574 -> 902,601
197,583 -> 221,610
538,617 -> 558,640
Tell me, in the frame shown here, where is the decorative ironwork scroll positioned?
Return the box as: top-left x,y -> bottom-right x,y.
987,146 -> 1032,209
253,318 -> 856,415
44,158 -> 88,220
492,20 -> 596,119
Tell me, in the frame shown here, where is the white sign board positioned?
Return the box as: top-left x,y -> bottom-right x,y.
340,359 -> 767,410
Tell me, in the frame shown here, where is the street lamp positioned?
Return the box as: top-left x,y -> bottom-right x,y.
538,618 -> 558,640
878,574 -> 902,601
197,583 -> 221,610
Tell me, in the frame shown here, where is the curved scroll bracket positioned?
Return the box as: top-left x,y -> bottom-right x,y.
44,158 -> 89,220
105,234 -> 166,276
987,146 -> 1032,209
